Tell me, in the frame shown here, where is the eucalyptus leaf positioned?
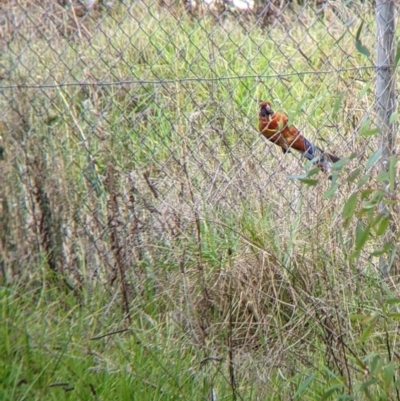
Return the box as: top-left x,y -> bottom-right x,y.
394,42 -> 400,69
355,221 -> 370,250
389,155 -> 397,191
342,193 -> 358,227
347,167 -> 362,183
375,215 -> 390,236
389,111 -> 398,124
332,93 -> 344,116
365,149 -> 382,171
298,178 -> 319,186
355,21 -> 370,57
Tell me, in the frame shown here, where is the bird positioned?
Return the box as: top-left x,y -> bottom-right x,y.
258,101 -> 340,176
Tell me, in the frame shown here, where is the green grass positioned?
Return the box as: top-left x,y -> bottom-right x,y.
1,284 -> 217,400
3,268 -> 400,400
1,0 -> 400,399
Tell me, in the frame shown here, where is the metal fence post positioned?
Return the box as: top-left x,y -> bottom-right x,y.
375,0 -> 396,277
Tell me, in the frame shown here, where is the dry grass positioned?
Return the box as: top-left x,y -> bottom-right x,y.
1,0 -> 400,399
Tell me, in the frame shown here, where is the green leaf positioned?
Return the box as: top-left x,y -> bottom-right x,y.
361,190 -> 384,211
375,215 -> 390,236
385,297 -> 400,305
322,366 -> 343,380
355,21 -> 371,58
370,354 -> 380,375
296,98 -> 308,114
371,249 -> 386,257
389,111 -> 398,124
357,118 -> 379,137
321,384 -> 344,400
376,171 -> 389,182
359,317 -> 377,344
342,193 -> 358,227
394,42 -> 400,69
293,373 -> 315,399
360,387 -> 375,401
357,118 -> 380,136
362,379 -> 376,401
371,242 -> 391,256
352,352 -> 369,371
388,313 -> 400,319
323,182 -> 338,199
358,126 -> 380,137
332,93 -> 344,116
383,362 -> 394,390
365,149 -> 382,171
361,202 -> 376,211
347,167 -> 362,183
355,20 -> 363,40
306,167 -> 321,177
298,178 -> 319,186
349,313 -> 369,321
357,174 -> 370,188
332,156 -> 352,171
361,189 -> 374,199
355,221 -> 370,250
350,249 -> 361,260
371,189 -> 384,202
359,84 -> 370,98
373,213 -> 384,226
356,39 -> 371,58
389,155 -> 397,192
287,111 -> 295,128
289,174 -> 307,180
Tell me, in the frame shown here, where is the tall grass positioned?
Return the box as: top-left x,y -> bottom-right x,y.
1,0 -> 400,399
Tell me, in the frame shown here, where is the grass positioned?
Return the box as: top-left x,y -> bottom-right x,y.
1,0 -> 400,399
1,284 -> 222,400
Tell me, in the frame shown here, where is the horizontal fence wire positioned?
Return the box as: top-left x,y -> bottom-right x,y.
0,65 -> 380,88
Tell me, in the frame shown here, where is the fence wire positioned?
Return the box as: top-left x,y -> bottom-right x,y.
0,0 -> 397,280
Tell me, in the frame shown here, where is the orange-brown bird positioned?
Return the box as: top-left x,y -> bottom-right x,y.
258,101 -> 340,175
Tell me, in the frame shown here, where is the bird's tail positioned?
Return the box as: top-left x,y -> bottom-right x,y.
298,137 -> 339,174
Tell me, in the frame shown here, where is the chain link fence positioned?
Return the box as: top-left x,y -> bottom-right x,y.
0,1 -> 398,283
3,2 -> 400,396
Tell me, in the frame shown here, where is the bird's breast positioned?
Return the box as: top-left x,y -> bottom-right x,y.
262,118 -> 280,131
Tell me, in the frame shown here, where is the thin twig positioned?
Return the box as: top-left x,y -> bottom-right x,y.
228,248 -> 237,401
106,163 -> 131,324
143,171 -> 159,199
89,328 -> 130,340
385,330 -> 400,401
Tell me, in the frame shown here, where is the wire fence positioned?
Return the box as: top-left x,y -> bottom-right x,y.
0,0 -> 398,283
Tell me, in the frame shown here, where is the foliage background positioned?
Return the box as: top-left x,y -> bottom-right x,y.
1,0 -> 400,400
